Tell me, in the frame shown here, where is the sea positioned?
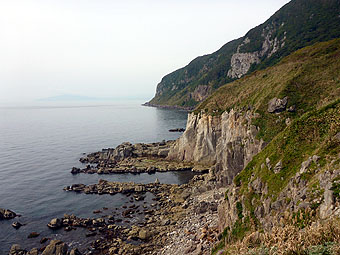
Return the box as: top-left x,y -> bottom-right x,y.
0,100 -> 191,254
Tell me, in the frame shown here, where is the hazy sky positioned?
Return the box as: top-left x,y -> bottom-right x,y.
0,0 -> 290,104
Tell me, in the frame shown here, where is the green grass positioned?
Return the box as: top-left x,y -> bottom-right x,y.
235,100 -> 340,201
196,39 -> 340,142
330,176 -> 340,198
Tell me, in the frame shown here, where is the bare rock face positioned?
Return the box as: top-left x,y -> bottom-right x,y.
227,52 -> 260,79
227,28 -> 286,80
167,113 -> 221,165
267,97 -> 288,113
273,160 -> 282,174
215,110 -> 265,185
168,109 -> 264,186
320,188 -> 335,219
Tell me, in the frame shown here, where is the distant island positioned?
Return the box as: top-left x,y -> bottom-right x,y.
37,94 -> 116,102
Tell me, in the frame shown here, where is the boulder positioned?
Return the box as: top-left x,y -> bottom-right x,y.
195,201 -> 209,214
28,232 -> 40,238
9,244 -> 26,255
287,105 -> 296,112
300,157 -> 312,174
29,248 -> 38,255
0,208 -> 17,220
138,229 -> 151,240
40,237 -> 49,244
273,160 -> 282,174
69,249 -> 82,255
267,97 -> 288,113
70,167 -> 80,174
47,218 -> 62,229
41,240 -> 68,255
12,221 -> 23,229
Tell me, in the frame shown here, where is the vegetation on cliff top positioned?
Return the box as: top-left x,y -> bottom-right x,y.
210,39 -> 340,254
149,0 -> 340,108
235,99 -> 340,198
197,38 -> 340,142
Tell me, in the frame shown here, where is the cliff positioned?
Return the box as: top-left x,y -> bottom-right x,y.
167,110 -> 265,186
148,0 -> 340,109
166,39 -> 340,254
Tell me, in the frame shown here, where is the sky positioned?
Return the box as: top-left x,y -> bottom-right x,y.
0,0 -> 291,104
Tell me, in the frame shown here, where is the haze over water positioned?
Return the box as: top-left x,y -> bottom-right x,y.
0,101 -> 190,253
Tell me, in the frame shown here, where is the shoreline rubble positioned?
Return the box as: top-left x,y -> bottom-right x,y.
8,140 -> 218,255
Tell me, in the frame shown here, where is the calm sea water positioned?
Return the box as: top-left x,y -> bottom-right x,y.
0,101 -> 190,253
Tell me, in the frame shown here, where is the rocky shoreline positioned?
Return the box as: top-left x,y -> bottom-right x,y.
8,140 -> 220,255
71,141 -> 209,175
9,172 -> 222,255
142,102 -> 194,111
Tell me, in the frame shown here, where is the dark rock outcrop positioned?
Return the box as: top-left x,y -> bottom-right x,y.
267,97 -> 288,113
0,208 -> 17,220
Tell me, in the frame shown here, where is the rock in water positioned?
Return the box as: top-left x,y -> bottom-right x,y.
27,232 -> 40,238
155,178 -> 160,184
12,221 -> 23,229
40,237 -> 49,244
0,208 -> 17,220
47,218 -> 62,229
41,240 -> 68,255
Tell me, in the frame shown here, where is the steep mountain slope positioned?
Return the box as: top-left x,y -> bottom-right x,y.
147,0 -> 340,109
168,38 -> 340,183
218,100 -> 340,254
164,39 -> 340,255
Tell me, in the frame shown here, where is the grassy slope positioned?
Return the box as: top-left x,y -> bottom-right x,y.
207,39 -> 340,254
197,39 -> 340,142
235,100 -> 340,199
216,100 -> 340,255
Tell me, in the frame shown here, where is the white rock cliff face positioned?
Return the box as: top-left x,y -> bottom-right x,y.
168,110 -> 265,185
215,110 -> 265,186
227,27 -> 285,79
167,113 -> 221,165
227,53 -> 260,79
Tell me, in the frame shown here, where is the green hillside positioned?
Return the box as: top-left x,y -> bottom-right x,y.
196,39 -> 340,142
207,39 -> 340,255
148,0 -> 340,109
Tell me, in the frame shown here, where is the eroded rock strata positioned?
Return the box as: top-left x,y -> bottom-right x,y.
72,141 -> 209,175
168,110 -> 265,186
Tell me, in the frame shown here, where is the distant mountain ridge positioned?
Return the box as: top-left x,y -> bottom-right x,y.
147,0 -> 340,109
